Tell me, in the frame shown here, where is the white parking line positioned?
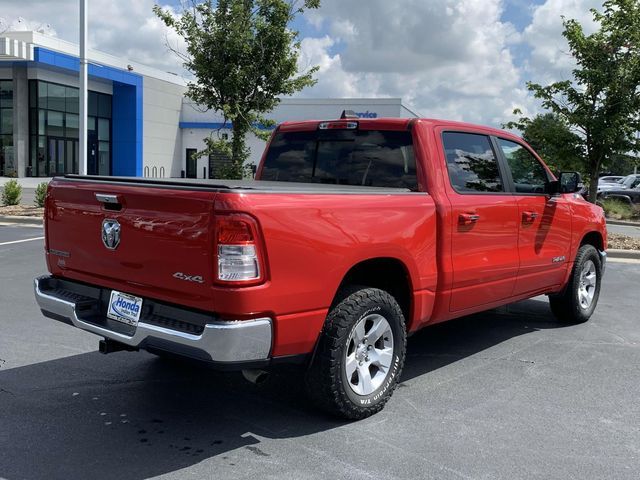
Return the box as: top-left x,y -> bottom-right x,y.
0,222 -> 43,228
608,257 -> 640,264
0,236 -> 45,246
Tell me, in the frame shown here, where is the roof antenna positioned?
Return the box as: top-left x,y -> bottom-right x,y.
340,110 -> 359,119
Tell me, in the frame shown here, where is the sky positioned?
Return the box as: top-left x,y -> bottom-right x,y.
0,0 -> 604,128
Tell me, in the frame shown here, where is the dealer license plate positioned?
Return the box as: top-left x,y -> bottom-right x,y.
107,290 -> 143,326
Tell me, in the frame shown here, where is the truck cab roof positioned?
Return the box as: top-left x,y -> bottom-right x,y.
277,117 -> 524,142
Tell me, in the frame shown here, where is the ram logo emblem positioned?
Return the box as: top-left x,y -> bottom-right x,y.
102,219 -> 121,250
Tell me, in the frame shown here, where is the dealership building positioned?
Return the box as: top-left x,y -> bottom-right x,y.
0,31 -> 418,179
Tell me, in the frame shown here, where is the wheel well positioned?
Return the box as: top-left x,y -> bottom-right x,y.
335,258 -> 413,323
581,231 -> 604,251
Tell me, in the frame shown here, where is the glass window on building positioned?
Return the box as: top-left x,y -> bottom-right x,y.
28,80 -> 112,177
0,80 -> 14,176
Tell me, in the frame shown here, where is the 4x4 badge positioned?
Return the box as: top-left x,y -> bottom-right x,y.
102,219 -> 121,250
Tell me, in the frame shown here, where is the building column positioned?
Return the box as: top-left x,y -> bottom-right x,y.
12,64 -> 29,177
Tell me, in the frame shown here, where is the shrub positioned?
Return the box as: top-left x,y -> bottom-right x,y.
34,182 -> 48,207
601,198 -> 634,220
1,179 -> 22,206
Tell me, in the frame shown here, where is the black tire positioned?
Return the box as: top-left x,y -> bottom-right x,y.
305,287 -> 407,419
549,244 -> 602,324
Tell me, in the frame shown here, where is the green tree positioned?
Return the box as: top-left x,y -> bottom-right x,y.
514,0 -> 640,202
606,152 -> 640,175
504,111 -> 585,174
154,0 -> 320,179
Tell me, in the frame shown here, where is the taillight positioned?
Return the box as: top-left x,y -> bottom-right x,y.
215,214 -> 266,285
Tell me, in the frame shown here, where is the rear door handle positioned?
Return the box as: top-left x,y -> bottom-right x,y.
459,213 -> 480,224
522,211 -> 539,222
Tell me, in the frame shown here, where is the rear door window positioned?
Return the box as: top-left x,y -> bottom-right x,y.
442,132 -> 504,193
261,129 -> 417,189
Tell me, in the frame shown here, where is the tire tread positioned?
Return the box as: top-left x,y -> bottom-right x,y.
549,244 -> 601,324
305,287 -> 406,419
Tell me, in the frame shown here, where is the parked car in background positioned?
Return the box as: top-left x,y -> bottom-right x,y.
596,173 -> 640,195
599,183 -> 640,205
598,175 -> 624,185
615,174 -> 639,189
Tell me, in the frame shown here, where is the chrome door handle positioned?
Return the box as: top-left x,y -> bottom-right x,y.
95,193 -> 120,204
522,211 -> 539,222
459,213 -> 480,224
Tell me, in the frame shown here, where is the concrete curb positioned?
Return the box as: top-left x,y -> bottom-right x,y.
606,219 -> 640,227
0,215 -> 43,226
607,248 -> 640,259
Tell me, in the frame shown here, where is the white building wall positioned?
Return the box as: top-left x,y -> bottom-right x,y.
142,77 -> 186,178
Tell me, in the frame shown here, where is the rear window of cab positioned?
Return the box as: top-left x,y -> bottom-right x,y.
260,129 -> 418,190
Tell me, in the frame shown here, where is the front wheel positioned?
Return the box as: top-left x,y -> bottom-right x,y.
305,287 -> 406,419
549,244 -> 602,324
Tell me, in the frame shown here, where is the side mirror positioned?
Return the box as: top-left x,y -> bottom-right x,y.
547,172 -> 583,195
560,171 -> 583,193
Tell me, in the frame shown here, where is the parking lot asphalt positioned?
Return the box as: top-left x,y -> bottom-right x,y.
0,224 -> 44,245
1,224 -> 639,480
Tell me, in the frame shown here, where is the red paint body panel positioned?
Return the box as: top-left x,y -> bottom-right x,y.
43,117 -> 606,359
512,195 -> 572,295
211,191 -> 439,326
46,181 -> 219,311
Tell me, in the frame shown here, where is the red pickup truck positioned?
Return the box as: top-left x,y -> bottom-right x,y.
35,114 -> 607,419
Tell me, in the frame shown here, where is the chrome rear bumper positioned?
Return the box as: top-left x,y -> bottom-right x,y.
34,276 -> 272,364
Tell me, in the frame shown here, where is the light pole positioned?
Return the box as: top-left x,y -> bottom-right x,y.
79,0 -> 88,175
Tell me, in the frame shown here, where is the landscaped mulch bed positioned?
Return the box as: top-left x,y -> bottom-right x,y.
608,233 -> 640,251
0,205 -> 44,217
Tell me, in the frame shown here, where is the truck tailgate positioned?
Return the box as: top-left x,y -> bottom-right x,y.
46,179 -> 217,310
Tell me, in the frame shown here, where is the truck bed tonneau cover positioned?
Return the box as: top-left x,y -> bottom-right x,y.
60,175 -> 416,194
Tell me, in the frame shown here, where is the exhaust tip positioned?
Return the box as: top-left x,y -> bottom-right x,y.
242,369 -> 270,385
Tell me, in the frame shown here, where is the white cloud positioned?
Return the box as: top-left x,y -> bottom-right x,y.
0,0 -> 608,129
0,16 -> 56,35
297,0 -> 529,127
0,0 -> 185,73
523,0 -> 601,85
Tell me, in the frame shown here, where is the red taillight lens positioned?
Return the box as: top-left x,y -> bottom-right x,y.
215,214 -> 266,285
217,216 -> 255,244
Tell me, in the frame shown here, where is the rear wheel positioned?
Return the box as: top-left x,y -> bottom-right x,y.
305,287 -> 406,419
549,244 -> 602,324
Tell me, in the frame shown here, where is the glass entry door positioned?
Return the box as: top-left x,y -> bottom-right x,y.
47,137 -> 79,176
186,148 -> 197,178
47,137 -> 65,176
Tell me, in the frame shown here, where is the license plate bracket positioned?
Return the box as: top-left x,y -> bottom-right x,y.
107,290 -> 143,326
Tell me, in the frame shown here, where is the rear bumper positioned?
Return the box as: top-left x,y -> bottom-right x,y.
34,275 -> 273,366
